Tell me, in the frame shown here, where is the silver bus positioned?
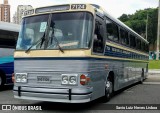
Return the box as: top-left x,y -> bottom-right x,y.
0,22 -> 20,87
13,4 -> 149,103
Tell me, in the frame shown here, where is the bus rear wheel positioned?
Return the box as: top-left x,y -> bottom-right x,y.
140,69 -> 144,84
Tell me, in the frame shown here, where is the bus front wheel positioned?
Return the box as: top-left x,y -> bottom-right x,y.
102,80 -> 113,102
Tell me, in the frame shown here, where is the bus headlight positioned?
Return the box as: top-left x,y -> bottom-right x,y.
69,76 -> 77,85
61,74 -> 78,85
16,74 -> 21,83
61,76 -> 68,84
15,73 -> 27,83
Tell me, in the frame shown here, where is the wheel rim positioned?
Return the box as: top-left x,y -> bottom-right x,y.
106,81 -> 112,96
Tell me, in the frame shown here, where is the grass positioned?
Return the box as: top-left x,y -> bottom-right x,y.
149,60 -> 160,69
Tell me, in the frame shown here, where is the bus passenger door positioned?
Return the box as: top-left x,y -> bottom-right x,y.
91,15 -> 106,98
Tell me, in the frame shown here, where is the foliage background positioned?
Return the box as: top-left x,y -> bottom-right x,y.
119,8 -> 158,50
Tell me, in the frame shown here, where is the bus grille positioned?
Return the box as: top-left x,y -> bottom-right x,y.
26,72 -> 62,87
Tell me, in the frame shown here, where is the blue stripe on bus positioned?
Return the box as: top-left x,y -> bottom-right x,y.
14,57 -> 148,63
104,45 -> 148,60
14,46 -> 148,62
0,56 -> 14,64
14,57 -> 108,60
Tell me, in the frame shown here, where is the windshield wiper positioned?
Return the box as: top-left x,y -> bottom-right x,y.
52,36 -> 64,53
50,21 -> 64,53
25,34 -> 45,53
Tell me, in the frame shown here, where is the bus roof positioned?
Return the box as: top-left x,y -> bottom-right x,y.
0,21 -> 20,32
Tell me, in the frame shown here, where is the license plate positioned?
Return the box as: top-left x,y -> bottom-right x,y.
37,76 -> 50,83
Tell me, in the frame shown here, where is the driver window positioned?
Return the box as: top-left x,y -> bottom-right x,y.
18,28 -> 34,49
93,19 -> 105,53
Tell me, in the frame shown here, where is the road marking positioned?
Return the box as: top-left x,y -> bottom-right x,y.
143,82 -> 160,85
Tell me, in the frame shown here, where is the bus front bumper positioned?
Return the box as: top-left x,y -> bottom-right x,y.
13,86 -> 93,103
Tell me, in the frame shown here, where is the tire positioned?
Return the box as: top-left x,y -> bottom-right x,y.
140,69 -> 144,84
102,80 -> 113,102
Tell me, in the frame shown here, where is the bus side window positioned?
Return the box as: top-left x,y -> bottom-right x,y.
136,38 -> 141,50
93,20 -> 104,53
145,43 -> 149,53
106,19 -> 119,42
130,34 -> 136,48
120,28 -> 129,46
141,41 -> 145,52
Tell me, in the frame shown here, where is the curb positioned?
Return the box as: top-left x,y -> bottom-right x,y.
148,70 -> 160,74
143,82 -> 160,85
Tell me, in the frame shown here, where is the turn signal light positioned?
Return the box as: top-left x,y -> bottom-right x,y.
12,73 -> 15,83
80,74 -> 90,85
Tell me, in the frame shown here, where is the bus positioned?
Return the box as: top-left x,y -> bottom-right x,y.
0,21 -> 20,88
13,4 -> 149,103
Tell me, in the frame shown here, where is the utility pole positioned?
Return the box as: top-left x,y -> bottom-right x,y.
156,0 -> 160,60
146,13 -> 148,40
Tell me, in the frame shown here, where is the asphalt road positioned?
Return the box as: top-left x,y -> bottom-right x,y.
0,74 -> 160,113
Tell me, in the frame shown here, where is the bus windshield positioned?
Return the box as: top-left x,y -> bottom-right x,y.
16,12 -> 93,50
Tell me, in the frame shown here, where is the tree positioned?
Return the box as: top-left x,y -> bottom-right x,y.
119,8 -> 158,46
119,14 -> 129,22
